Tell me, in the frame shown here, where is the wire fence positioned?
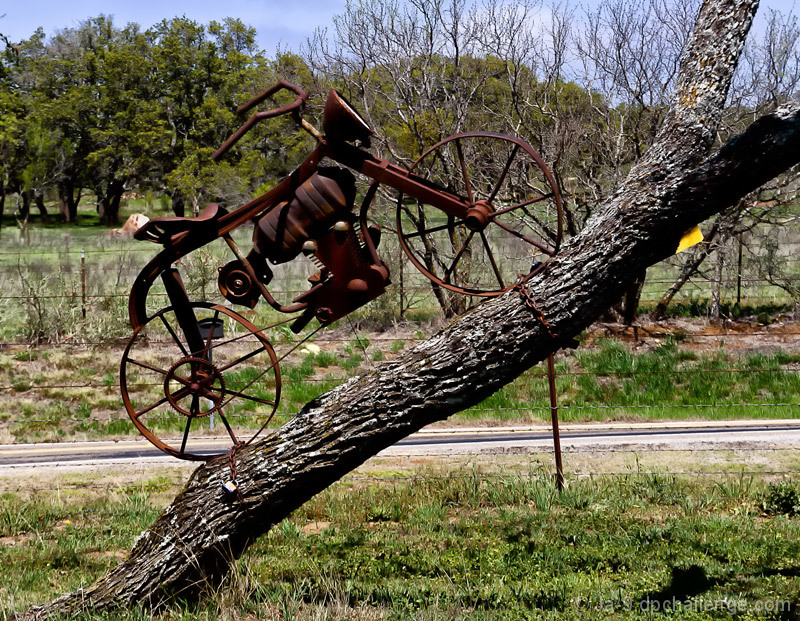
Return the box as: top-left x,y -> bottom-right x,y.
0,243 -> 798,486
1,240 -> 799,302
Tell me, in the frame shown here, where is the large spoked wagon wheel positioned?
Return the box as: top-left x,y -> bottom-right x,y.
397,132 -> 563,296
120,303 -> 281,461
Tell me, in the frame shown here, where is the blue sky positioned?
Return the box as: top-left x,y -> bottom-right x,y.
0,0 -> 796,52
0,0 -> 348,52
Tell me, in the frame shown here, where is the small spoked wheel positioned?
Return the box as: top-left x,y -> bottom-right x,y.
120,303 -> 281,461
397,132 -> 563,296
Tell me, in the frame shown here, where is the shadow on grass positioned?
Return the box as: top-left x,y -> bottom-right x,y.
640,564 -> 800,619
638,565 -> 716,611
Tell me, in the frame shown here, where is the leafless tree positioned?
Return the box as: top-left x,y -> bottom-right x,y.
652,6 -> 800,319
306,0 -> 504,316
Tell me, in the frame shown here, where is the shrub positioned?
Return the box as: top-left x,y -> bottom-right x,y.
760,482 -> 800,516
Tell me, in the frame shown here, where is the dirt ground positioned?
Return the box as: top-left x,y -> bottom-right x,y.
582,316 -> 800,354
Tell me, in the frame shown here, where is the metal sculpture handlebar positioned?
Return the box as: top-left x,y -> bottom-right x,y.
212,80 -> 309,161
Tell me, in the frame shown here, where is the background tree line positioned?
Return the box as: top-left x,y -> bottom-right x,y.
1,0 -> 799,318
0,15 -> 315,226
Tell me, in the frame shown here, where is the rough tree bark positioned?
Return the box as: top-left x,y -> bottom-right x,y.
18,0 -> 800,617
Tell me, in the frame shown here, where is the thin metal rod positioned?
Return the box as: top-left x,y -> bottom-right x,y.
547,354 -> 565,491
737,233 -> 743,306
455,138 -> 474,204
443,230 -> 475,283
480,230 -> 504,289
81,249 -> 86,320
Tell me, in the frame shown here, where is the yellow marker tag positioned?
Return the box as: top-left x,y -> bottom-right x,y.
676,225 -> 703,254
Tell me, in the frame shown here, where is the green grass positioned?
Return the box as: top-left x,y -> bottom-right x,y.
4,469 -> 800,619
0,486 -> 162,614
2,336 -> 800,444
459,339 -> 800,423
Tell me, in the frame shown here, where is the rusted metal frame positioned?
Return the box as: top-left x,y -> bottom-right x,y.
123,87 -> 566,461
358,182 -> 384,265
212,80 -> 308,162
128,148 -> 324,329
161,268 -> 206,357
324,141 -> 470,220
216,147 -> 323,236
130,137 -> 477,329
220,235 -> 305,315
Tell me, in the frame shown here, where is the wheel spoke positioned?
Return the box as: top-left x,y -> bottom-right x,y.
403,219 -> 465,240
126,357 -> 171,376
166,385 -> 193,407
216,345 -> 267,373
218,409 -> 239,444
443,230 -> 475,283
493,219 -> 555,256
209,384 -> 276,407
206,329 -> 265,356
160,314 -> 189,357
166,372 -> 193,388
455,138 -> 474,204
180,412 -> 193,453
133,395 -> 170,419
488,192 -> 553,219
480,230 -> 505,289
506,203 -> 559,247
488,144 -> 519,203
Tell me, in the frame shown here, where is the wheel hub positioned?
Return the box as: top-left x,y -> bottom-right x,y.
164,356 -> 225,417
464,201 -> 492,232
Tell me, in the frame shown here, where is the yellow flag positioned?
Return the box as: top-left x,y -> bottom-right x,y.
676,225 -> 703,254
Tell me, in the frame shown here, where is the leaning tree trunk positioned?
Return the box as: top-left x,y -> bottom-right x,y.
19,0 -> 800,617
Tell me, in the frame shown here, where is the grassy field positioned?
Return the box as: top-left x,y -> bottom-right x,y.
4,456 -> 800,619
2,334 -> 800,444
0,205 -> 798,441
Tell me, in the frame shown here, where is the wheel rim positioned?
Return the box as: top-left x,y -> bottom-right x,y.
120,303 -> 281,461
397,132 -> 563,296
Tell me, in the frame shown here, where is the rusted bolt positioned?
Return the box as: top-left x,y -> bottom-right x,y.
302,240 -> 318,256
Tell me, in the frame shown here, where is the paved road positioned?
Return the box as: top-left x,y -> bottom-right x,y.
1,420 -> 799,469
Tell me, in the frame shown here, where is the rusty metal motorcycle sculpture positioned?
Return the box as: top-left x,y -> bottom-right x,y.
120,81 -> 563,460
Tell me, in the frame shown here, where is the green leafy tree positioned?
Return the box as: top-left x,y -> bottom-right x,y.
0,86 -> 25,226
17,17 -> 148,224
146,17 -> 266,216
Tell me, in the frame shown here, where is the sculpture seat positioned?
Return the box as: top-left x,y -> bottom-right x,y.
134,203 -> 226,244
